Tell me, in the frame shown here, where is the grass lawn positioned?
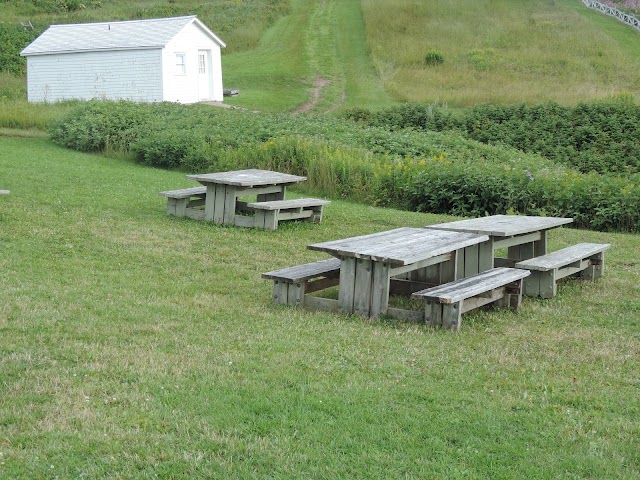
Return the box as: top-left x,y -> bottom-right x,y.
1,137 -> 639,478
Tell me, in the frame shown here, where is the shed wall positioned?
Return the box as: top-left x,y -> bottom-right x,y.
26,49 -> 163,103
162,23 -> 223,103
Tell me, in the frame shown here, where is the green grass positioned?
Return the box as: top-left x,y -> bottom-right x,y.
361,0 -> 640,106
1,137 -> 639,478
223,0 -> 393,112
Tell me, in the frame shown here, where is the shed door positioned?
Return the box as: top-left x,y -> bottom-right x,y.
197,50 -> 211,101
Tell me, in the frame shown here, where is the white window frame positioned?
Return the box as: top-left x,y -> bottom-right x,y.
175,53 -> 186,75
198,53 -> 206,74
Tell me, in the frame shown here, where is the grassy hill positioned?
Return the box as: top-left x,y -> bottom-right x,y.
1,136 -> 638,478
1,0 -> 639,110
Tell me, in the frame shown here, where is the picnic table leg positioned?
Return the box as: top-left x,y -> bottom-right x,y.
338,257 -> 357,313
224,186 -> 237,225
354,258 -> 373,316
204,184 -> 217,221
213,184 -> 226,224
371,262 -> 391,318
534,230 -> 548,257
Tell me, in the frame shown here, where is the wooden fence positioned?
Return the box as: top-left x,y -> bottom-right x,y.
582,0 -> 640,31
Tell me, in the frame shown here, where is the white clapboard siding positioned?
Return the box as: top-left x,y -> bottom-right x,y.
26,49 -> 163,103
21,16 -> 225,104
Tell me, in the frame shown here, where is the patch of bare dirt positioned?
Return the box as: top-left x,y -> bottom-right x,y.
291,77 -> 331,114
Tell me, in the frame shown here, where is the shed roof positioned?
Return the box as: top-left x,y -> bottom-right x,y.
21,15 -> 225,56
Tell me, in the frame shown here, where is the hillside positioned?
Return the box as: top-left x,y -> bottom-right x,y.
1,0 -> 639,110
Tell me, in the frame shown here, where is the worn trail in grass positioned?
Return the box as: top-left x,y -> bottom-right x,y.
0,137 -> 639,478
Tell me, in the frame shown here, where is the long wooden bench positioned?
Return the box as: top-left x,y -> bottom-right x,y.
247,198 -> 330,231
262,258 -> 341,307
412,267 -> 530,330
515,243 -> 611,298
159,186 -> 207,219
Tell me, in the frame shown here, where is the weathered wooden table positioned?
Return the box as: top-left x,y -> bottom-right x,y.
426,215 -> 573,267
186,169 -> 307,227
307,227 -> 489,319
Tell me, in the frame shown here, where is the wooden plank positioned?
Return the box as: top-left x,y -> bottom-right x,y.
442,302 -> 463,330
276,210 -> 314,221
237,185 -> 283,197
427,215 -> 572,237
234,215 -> 256,228
185,209 -> 206,221
338,257 -> 357,313
371,262 -> 391,317
273,281 -> 288,305
515,243 -> 611,271
494,232 -> 542,250
262,258 -> 341,282
308,228 -> 488,267
159,186 -> 206,198
478,239 -> 493,273
166,197 -> 177,216
223,185 -> 237,225
0,190 -> 10,195
429,301 -> 442,327
303,296 -> 341,313
385,307 -> 423,323
213,184 -> 226,224
464,244 -> 479,277
247,198 -> 331,211
389,253 -> 453,277
460,288 -> 505,313
305,276 -> 340,294
263,211 -> 278,231
187,169 -> 306,187
354,259 -> 373,316
412,268 -> 531,304
534,230 -> 548,257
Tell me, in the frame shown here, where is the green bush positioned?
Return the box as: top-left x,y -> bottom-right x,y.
50,100 -> 640,232
357,100 -> 640,174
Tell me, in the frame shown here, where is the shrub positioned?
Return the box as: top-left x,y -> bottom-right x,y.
50,100 -> 640,232
424,50 -> 444,66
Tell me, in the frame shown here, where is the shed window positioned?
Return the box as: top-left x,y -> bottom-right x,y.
175,54 -> 186,75
198,54 -> 206,74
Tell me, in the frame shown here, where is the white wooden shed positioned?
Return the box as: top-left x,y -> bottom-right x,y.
20,15 -> 226,104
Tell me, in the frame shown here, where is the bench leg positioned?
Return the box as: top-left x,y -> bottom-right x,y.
523,270 -> 557,298
255,210 -> 279,230
538,270 -> 557,299
495,279 -> 524,309
272,281 -> 306,306
442,301 -> 463,330
425,301 -> 442,327
167,198 -> 189,217
310,205 -> 324,224
581,252 -> 605,281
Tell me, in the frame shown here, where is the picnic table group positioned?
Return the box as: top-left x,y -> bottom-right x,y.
263,214 -> 611,330
160,168 -> 611,330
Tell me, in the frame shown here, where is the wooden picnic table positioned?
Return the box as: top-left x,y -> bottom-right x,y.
307,227 -> 489,319
426,214 -> 573,267
186,169 -> 307,227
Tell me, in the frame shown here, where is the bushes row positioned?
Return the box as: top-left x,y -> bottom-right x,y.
50,100 -> 640,232
344,100 -> 640,174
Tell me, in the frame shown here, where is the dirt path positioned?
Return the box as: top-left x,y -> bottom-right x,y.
291,77 -> 330,114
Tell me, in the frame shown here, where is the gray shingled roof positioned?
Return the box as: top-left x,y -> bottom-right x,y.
21,15 -> 225,56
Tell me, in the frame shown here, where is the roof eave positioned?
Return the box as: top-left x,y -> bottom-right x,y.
20,45 -> 163,57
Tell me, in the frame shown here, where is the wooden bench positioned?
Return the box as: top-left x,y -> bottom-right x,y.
247,198 -> 330,230
159,186 -> 207,219
262,258 -> 341,307
0,190 -> 9,195
412,267 -> 530,330
515,243 -> 611,298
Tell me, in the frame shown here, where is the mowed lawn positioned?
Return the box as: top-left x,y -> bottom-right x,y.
0,137 -> 639,478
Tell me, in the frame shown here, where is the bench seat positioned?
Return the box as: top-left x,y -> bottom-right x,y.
247,198 -> 330,230
515,243 -> 611,298
262,258 -> 341,306
412,267 -> 530,330
159,186 -> 207,218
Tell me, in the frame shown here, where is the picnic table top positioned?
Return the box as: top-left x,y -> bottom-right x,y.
186,169 -> 306,187
308,227 -> 489,267
426,215 -> 573,237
